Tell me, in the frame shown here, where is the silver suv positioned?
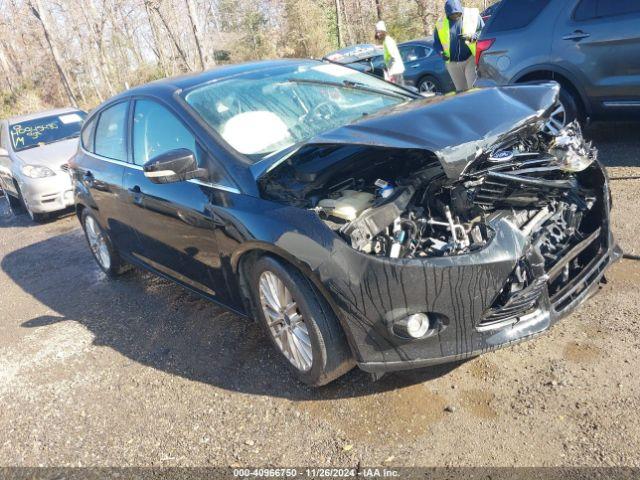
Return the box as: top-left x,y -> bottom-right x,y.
477,0 -> 640,130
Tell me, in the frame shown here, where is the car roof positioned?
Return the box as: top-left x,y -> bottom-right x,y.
400,36 -> 435,47
112,59 -> 323,101
324,44 -> 383,63
7,107 -> 83,124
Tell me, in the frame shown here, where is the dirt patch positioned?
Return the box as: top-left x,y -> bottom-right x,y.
607,259 -> 640,285
467,357 -> 500,382
563,342 -> 601,363
299,383 -> 446,442
458,389 -> 498,419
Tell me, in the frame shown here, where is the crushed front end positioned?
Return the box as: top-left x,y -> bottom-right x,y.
258,85 -> 621,372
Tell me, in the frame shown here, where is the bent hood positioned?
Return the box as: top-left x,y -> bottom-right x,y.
306,83 -> 559,179
15,138 -> 79,169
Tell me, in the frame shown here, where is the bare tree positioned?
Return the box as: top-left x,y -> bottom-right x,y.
146,0 -> 192,71
28,0 -> 78,106
185,0 -> 206,69
374,0 -> 383,19
334,0 -> 343,48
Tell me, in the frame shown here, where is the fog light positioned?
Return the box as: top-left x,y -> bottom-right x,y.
406,313 -> 430,338
394,313 -> 432,339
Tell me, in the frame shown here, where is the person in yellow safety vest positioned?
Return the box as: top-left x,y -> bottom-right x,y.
375,21 -> 405,85
433,0 -> 484,92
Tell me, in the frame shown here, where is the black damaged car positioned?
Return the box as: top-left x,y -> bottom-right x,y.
71,59 -> 621,386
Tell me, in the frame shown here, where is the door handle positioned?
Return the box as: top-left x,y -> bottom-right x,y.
411,64 -> 420,68
563,30 -> 590,41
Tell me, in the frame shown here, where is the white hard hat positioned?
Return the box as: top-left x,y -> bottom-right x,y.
375,20 -> 387,32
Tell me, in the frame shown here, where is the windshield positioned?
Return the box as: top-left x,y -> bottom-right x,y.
184,62 -> 412,161
9,111 -> 86,152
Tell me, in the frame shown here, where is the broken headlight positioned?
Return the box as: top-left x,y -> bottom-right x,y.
549,121 -> 596,173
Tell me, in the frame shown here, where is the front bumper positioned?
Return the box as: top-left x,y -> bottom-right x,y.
314,177 -> 619,373
357,239 -> 621,373
18,170 -> 74,214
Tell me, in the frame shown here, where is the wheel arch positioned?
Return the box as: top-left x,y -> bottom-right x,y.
232,243 -> 360,362
232,243 -> 329,314
231,243 -> 358,346
512,66 -> 590,118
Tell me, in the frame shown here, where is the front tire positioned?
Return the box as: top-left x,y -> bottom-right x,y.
249,256 -> 355,387
81,209 -> 128,277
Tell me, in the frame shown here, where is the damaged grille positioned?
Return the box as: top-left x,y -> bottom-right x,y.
474,124 -> 607,330
480,277 -> 546,330
479,191 -> 606,330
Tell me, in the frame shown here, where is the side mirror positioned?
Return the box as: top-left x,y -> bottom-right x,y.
0,147 -> 8,157
143,148 -> 207,184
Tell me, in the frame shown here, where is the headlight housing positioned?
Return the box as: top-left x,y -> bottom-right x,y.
22,165 -> 56,178
549,121 -> 596,173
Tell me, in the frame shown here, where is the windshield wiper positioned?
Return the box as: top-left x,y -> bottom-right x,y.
286,78 -> 409,99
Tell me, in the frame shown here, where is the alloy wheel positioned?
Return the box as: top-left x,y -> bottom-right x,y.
85,216 -> 111,271
259,271 -> 313,372
419,80 -> 438,94
545,102 -> 567,135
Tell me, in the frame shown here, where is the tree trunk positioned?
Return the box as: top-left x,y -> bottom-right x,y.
414,0 -> 437,35
185,0 -> 206,69
82,0 -> 116,97
375,0 -> 383,20
144,0 -> 169,75
335,0 -> 343,48
0,47 -> 14,94
28,0 -> 78,106
148,1 -> 192,71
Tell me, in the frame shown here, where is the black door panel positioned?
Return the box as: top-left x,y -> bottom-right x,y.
75,153 -> 125,242
122,169 -> 228,301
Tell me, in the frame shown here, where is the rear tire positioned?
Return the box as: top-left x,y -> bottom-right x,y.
81,209 -> 129,277
248,256 -> 355,387
418,75 -> 443,94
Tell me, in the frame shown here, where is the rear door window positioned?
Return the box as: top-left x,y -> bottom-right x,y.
400,45 -> 429,63
575,0 -> 640,20
487,0 -> 550,32
94,102 -> 128,161
574,0 -> 596,21
81,116 -> 96,153
595,0 -> 640,18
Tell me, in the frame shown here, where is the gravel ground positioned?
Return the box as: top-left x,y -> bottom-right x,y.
0,123 -> 638,467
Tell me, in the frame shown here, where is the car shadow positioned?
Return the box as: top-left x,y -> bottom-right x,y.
4,230 -> 463,400
0,197 -> 75,228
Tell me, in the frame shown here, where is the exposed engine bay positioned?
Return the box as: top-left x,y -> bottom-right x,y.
260,121 -> 602,266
